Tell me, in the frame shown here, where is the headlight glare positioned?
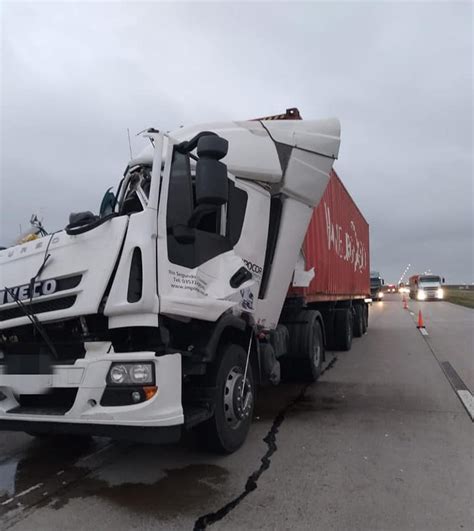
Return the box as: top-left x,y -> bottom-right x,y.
437,288 -> 444,298
417,290 -> 426,300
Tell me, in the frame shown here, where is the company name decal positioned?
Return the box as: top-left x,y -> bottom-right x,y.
324,202 -> 367,272
0,279 -> 57,306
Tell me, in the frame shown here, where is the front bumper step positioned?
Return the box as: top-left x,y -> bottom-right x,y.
0,418 -> 182,444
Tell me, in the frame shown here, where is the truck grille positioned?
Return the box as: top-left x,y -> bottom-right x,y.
0,296 -> 76,322
425,288 -> 439,296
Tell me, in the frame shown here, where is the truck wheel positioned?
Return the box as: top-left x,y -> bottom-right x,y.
283,310 -> 324,382
362,304 -> 368,333
353,306 -> 364,338
305,317 -> 324,382
335,308 -> 353,351
197,343 -> 254,454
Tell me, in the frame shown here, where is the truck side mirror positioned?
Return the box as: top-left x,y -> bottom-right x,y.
442,277 -> 445,283
382,279 -> 385,285
194,135 -> 229,206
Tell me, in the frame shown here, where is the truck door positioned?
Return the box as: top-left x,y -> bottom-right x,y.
157,138 -> 270,322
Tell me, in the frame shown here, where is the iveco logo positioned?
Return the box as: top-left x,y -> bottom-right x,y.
0,236 -> 61,260
0,279 -> 57,306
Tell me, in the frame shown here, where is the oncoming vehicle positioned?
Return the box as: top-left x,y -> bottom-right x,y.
398,283 -> 409,294
386,284 -> 397,293
0,108 -> 370,454
370,271 -> 384,301
409,274 -> 445,301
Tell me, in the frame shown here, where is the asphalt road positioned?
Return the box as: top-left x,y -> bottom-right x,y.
1,296 -> 472,530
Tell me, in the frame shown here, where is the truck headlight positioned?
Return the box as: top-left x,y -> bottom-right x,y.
417,290 -> 426,300
107,362 -> 155,385
437,288 -> 444,298
378,291 -> 384,298
130,364 -> 153,384
109,364 -> 128,384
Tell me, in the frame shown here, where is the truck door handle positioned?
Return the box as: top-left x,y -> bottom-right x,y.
230,267 -> 252,288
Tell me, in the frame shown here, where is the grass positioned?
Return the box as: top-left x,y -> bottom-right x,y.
444,287 -> 474,309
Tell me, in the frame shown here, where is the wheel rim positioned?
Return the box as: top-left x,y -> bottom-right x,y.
223,366 -> 253,430
312,329 -> 321,369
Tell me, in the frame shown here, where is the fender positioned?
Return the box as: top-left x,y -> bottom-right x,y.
201,314 -> 246,361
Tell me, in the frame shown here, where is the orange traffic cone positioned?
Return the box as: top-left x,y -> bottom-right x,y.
403,296 -> 408,310
417,310 -> 425,328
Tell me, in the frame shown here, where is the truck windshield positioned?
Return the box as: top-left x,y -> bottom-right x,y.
419,276 -> 441,283
370,278 -> 381,286
119,165 -> 152,214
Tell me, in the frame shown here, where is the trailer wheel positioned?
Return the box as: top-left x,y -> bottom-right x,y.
197,343 -> 254,454
362,304 -> 368,333
282,310 -> 324,382
353,305 -> 364,338
335,308 -> 353,351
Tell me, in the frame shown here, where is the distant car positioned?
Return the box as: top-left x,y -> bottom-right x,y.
387,284 -> 397,293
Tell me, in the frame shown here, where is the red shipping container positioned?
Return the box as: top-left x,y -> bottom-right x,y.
290,170 -> 370,302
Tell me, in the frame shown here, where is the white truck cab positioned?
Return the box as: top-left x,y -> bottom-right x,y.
0,112 -> 340,452
409,274 -> 445,301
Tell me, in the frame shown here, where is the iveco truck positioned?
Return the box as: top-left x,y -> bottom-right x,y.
0,108 -> 370,453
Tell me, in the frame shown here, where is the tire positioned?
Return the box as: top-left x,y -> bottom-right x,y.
362,304 -> 368,333
196,343 -> 254,454
335,308 -> 353,351
353,305 -> 364,338
282,310 -> 324,382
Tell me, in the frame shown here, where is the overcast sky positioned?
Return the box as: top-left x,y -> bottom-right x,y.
1,1 -> 472,283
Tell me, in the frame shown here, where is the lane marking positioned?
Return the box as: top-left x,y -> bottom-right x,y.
14,484 -> 43,499
457,390 -> 474,421
440,361 -> 468,391
439,361 -> 473,421
1,498 -> 14,507
419,328 -> 429,336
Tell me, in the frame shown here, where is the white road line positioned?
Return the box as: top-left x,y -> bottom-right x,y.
1,498 -> 15,506
14,483 -> 43,499
409,311 -> 414,316
419,328 -> 429,336
457,390 -> 474,421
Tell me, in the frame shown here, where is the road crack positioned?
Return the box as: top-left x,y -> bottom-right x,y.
193,355 -> 338,530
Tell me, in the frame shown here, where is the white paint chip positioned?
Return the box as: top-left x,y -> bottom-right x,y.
457,390 -> 474,421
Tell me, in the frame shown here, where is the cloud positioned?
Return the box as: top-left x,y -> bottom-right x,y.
1,1 -> 472,282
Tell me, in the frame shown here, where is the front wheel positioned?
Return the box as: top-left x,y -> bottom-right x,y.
196,343 -> 254,454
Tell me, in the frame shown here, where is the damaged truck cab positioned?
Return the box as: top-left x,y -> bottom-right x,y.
0,110 -> 342,453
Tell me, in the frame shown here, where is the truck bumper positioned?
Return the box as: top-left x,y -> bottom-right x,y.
0,344 -> 184,442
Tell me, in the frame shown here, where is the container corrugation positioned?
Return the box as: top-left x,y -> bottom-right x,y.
290,170 -> 370,302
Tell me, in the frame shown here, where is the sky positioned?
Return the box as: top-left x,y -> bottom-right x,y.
1,1 -> 472,283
